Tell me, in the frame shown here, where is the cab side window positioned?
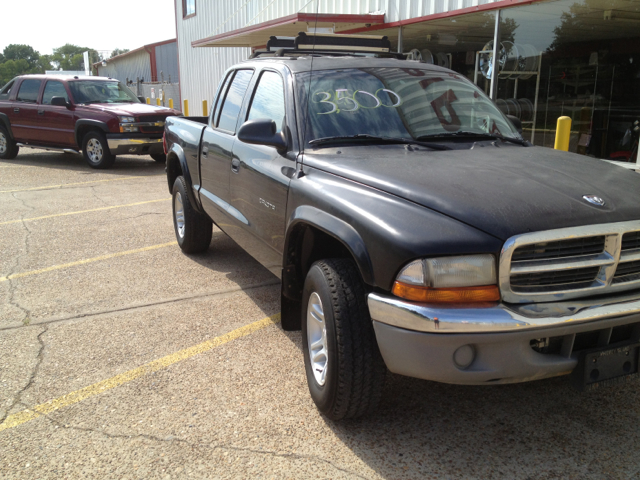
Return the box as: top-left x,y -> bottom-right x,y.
247,71 -> 285,132
42,81 -> 69,105
0,80 -> 15,100
217,70 -> 253,133
16,79 -> 43,103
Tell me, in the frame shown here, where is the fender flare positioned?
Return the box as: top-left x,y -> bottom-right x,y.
75,119 -> 110,146
284,205 -> 375,290
0,113 -> 14,139
167,143 -> 203,213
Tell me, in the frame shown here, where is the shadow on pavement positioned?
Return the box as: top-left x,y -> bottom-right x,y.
0,150 -> 166,176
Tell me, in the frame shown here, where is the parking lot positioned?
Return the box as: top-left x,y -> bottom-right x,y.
0,149 -> 638,479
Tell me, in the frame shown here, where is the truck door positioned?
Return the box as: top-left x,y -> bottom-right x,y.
228,69 -> 292,277
10,78 -> 43,143
38,80 -> 75,146
198,69 -> 254,227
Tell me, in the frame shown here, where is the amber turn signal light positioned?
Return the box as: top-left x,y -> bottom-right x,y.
392,282 -> 500,303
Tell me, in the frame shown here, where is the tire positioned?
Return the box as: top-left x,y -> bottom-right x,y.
302,259 -> 386,420
172,176 -> 212,253
151,153 -> 166,163
0,125 -> 19,160
82,131 -> 115,169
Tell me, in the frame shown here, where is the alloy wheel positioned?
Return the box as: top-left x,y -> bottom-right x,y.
307,292 -> 328,386
174,192 -> 185,238
86,138 -> 103,163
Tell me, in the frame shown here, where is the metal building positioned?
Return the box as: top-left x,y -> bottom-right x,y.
95,39 -> 178,85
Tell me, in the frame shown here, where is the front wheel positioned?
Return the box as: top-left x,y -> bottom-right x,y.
302,259 -> 386,420
0,125 -> 19,160
172,176 -> 212,253
150,153 -> 166,163
82,131 -> 115,169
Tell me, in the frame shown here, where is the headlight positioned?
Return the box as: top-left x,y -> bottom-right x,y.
392,254 -> 500,303
118,116 -> 138,132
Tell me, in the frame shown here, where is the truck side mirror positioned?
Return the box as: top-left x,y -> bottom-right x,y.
237,119 -> 287,152
506,114 -> 523,135
51,96 -> 69,107
137,96 -> 145,103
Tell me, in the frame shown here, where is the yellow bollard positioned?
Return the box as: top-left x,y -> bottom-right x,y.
146,97 -> 150,104
183,99 -> 189,116
169,98 -> 174,109
156,98 -> 160,106
203,100 -> 208,116
554,116 -> 571,152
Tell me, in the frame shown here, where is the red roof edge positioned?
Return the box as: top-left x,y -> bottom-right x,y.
191,13 -> 386,48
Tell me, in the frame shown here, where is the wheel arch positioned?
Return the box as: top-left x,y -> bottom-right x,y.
75,120 -> 110,148
167,143 -> 203,214
282,206 -> 375,303
0,113 -> 13,139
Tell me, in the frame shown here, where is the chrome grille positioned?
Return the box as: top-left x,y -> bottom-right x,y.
511,236 -> 605,262
500,220 -> 640,303
622,231 -> 640,251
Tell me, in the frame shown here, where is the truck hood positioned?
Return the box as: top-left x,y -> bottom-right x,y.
302,144 -> 640,240
80,103 -> 180,117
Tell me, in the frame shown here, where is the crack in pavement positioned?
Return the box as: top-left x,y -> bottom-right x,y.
0,325 -> 48,425
6,193 -> 35,325
0,280 -> 281,331
38,414 -> 370,479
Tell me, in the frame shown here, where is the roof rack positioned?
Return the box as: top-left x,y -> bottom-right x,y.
249,33 -> 405,59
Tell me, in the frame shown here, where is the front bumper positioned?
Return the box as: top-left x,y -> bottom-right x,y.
368,292 -> 640,385
106,135 -> 163,156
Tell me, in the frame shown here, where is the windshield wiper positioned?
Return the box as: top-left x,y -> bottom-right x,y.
309,134 -> 451,150
416,131 -> 529,147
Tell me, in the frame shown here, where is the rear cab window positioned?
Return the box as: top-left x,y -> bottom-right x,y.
16,79 -> 43,103
216,69 -> 254,133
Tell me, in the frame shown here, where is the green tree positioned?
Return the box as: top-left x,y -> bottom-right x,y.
0,44 -> 52,85
3,44 -> 41,69
0,59 -> 31,85
110,48 -> 130,58
51,44 -> 99,71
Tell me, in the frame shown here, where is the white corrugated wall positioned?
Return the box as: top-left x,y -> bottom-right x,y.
96,50 -> 152,85
176,0 -> 501,111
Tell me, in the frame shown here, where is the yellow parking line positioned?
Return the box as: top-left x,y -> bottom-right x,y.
0,313 -> 281,433
0,241 -> 177,283
0,198 -> 170,226
0,175 -> 163,194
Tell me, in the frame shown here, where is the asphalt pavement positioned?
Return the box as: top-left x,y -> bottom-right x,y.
1,149 -> 639,479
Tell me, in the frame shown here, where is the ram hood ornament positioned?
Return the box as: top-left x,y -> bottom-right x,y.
583,195 -> 606,207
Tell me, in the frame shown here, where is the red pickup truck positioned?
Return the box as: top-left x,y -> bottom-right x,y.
0,75 -> 181,168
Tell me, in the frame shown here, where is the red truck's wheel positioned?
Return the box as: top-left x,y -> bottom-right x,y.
302,259 -> 386,420
0,126 -> 19,160
172,176 -> 212,253
82,131 -> 115,169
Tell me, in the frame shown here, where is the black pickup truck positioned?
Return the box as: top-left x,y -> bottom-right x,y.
164,35 -> 640,420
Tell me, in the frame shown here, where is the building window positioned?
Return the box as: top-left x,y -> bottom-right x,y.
183,0 -> 195,18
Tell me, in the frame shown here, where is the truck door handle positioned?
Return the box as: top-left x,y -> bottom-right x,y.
13,108 -> 19,113
231,158 -> 241,172
38,110 -> 44,115
202,147 -> 208,157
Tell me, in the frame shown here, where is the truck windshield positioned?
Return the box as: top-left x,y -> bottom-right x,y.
296,67 -> 521,145
69,80 -> 140,104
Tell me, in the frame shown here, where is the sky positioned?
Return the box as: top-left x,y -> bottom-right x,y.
0,0 -> 177,57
